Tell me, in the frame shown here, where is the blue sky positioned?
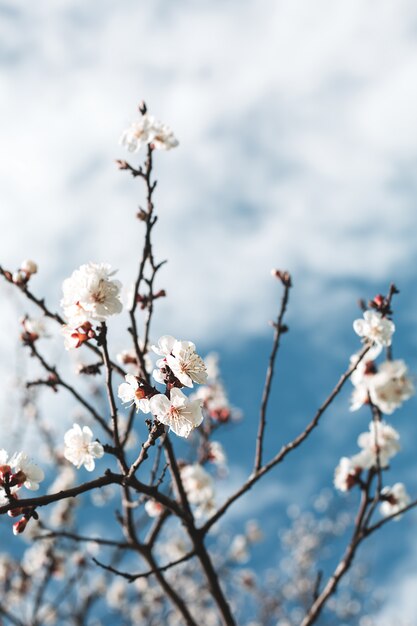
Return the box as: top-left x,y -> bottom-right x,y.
1,0 -> 417,622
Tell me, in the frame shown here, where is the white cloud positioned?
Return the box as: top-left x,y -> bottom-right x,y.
2,1 -> 417,350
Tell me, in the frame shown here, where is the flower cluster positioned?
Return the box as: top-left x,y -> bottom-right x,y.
334,304 -> 412,522
120,113 -> 179,153
12,259 -> 38,285
61,262 -> 123,349
117,336 -> 208,438
350,348 -> 414,414
64,424 -> 104,472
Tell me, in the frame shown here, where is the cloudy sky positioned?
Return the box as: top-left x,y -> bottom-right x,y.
1,0 -> 417,621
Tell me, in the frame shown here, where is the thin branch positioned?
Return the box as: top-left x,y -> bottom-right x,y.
254,272 -> 291,471
28,342 -> 111,435
93,550 -> 195,582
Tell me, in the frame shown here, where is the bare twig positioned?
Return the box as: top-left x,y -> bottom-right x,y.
254,271 -> 291,471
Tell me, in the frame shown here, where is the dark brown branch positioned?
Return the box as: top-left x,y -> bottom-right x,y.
93,550 -> 195,582
254,272 -> 291,471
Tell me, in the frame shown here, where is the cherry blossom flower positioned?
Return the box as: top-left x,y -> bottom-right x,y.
368,359 -> 414,415
117,374 -> 150,413
334,452 -> 370,492
357,421 -> 400,468
350,348 -> 414,414
166,341 -> 207,388
61,262 -> 123,327
152,335 -> 207,388
149,388 -> 203,438
64,424 -> 104,471
10,453 -> 44,491
380,483 -> 410,520
180,464 -> 215,518
120,114 -> 178,153
353,310 -> 395,347
152,335 -> 177,357
144,499 -> 164,518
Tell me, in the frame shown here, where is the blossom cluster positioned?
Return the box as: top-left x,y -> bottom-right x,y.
120,113 -> 179,153
61,262 -> 123,350
333,307 -> 413,521
118,335 -> 208,438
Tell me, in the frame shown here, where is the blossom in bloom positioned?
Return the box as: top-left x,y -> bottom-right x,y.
357,421 -> 400,468
144,499 -> 164,518
120,114 -> 179,153
380,483 -> 410,520
166,341 -> 208,388
353,310 -> 395,347
61,262 -> 123,327
333,451 -> 371,492
180,463 -> 215,518
10,453 -> 45,491
152,335 -> 207,388
350,348 -> 414,414
117,374 -> 150,413
368,360 -> 414,415
149,388 -> 203,438
64,424 -> 104,471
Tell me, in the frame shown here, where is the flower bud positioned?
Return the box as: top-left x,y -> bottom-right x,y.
21,260 -> 38,275
13,517 -> 28,535
12,270 -> 26,285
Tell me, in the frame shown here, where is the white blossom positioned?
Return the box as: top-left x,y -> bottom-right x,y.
61,262 -> 123,326
149,388 -> 203,438
368,360 -> 414,415
120,114 -> 178,153
10,453 -> 44,491
152,335 -> 177,357
380,483 -> 410,520
64,424 -> 104,471
152,335 -> 207,388
180,464 -> 215,518
334,452 -> 370,492
166,341 -> 207,387
353,310 -> 395,347
144,499 -> 164,518
117,374 -> 150,413
357,421 -> 400,468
